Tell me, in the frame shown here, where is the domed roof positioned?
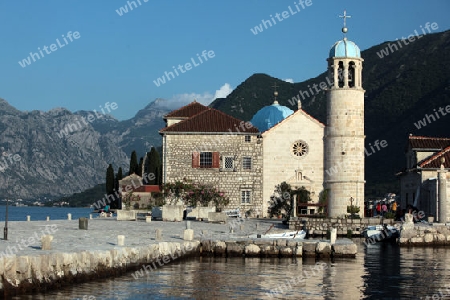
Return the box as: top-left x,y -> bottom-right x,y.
329,38 -> 361,58
250,101 -> 294,132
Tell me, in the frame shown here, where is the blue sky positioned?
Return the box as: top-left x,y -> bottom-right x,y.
1,0 -> 449,120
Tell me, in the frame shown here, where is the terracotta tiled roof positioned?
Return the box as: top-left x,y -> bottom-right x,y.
164,101 -> 209,118
419,146 -> 450,169
160,108 -> 259,133
409,135 -> 450,150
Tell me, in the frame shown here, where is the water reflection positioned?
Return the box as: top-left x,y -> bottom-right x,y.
13,242 -> 450,299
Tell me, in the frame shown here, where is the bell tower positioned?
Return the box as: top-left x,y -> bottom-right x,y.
324,11 -> 365,217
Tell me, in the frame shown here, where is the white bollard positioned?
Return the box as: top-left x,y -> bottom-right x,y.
118,235 -> 125,246
330,228 -> 337,245
90,214 -> 93,220
27,215 -> 30,222
46,216 -> 50,221
68,213 -> 72,220
41,235 -> 53,250
184,229 -> 194,241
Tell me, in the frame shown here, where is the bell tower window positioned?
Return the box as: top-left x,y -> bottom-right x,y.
338,61 -> 344,88
348,61 -> 356,88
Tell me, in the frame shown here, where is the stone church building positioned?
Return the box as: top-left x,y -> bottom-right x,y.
160,24 -> 366,218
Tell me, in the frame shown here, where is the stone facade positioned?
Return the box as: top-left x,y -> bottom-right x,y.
398,136 -> 450,221
162,133 -> 263,214
262,110 -> 325,216
325,56 -> 365,217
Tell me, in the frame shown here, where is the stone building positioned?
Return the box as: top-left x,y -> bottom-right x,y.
160,102 -> 263,216
160,21 -> 366,218
250,97 -> 325,217
397,135 -> 450,221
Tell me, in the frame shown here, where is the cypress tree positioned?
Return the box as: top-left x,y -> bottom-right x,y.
106,164 -> 115,196
129,150 -> 138,175
137,157 -> 143,176
148,147 -> 162,185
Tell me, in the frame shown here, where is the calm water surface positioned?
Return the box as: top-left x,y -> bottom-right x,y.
0,206 -> 93,221
13,241 -> 450,300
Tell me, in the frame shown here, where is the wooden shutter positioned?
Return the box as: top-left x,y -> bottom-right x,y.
192,152 -> 200,168
212,152 -> 220,168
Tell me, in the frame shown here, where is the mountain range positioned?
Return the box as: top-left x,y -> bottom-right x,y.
1,29 -> 449,202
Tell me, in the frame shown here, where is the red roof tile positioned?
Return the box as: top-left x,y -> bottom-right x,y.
409,135 -> 450,150
419,146 -> 450,169
160,108 -> 259,133
164,101 -> 209,118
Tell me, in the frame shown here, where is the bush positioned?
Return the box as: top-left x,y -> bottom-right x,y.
384,211 -> 395,219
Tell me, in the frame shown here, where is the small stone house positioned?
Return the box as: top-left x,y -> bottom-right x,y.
159,101 -> 263,216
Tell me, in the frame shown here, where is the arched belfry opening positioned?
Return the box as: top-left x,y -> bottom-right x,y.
338,61 -> 344,88
348,61 -> 356,88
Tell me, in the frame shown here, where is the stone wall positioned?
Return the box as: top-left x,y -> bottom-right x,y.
199,238 -> 357,258
163,133 -> 263,214
289,217 -> 397,236
0,241 -> 199,296
399,224 -> 450,246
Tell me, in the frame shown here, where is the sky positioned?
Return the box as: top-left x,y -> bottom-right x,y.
0,1 -> 449,120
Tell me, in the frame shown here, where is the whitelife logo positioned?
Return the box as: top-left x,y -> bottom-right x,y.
18,31 -> 81,68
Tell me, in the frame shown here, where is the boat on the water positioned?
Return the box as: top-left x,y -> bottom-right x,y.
248,230 -> 307,240
363,224 -> 399,242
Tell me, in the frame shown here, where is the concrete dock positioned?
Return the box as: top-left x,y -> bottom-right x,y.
0,217 -> 357,296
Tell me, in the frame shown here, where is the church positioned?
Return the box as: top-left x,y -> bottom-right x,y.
160,18 -> 365,218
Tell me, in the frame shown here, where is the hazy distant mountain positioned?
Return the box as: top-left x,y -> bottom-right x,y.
0,98 -> 170,201
210,30 -> 450,196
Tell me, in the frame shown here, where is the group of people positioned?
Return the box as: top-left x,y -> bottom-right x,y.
374,201 -> 397,217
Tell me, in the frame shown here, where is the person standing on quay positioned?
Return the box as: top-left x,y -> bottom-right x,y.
381,202 -> 388,217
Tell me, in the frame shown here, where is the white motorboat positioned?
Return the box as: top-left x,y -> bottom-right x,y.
248,230 -> 307,240
363,224 -> 399,242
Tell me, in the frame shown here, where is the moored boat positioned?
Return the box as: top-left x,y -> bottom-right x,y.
363,224 -> 399,242
248,230 -> 307,240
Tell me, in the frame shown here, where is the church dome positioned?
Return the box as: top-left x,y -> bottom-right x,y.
250,101 -> 294,132
329,38 -> 361,58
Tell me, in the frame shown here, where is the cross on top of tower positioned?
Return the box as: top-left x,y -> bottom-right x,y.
272,82 -> 279,104
339,10 -> 351,35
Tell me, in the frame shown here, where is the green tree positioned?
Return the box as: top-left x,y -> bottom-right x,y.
268,182 -> 292,219
129,150 -> 138,175
137,157 -> 143,176
146,147 -> 162,185
113,167 -> 124,208
106,164 -> 115,196
318,189 -> 329,214
268,182 -> 311,221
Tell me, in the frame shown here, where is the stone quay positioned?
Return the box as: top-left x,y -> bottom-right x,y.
0,217 -> 357,296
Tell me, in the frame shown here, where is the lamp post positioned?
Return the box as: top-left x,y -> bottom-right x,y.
4,198 -> 9,240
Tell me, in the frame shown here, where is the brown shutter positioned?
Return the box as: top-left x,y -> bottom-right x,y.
212,152 -> 220,168
192,152 -> 200,168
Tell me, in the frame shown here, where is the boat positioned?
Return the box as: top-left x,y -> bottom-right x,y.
363,224 -> 399,242
248,230 -> 307,240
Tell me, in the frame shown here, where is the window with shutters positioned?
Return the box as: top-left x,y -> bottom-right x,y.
192,152 -> 220,169
200,152 -> 213,168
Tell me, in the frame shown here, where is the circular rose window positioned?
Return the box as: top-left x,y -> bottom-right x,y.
292,140 -> 309,157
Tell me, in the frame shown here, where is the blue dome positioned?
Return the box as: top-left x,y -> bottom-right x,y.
329,38 -> 361,58
250,102 -> 294,132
